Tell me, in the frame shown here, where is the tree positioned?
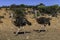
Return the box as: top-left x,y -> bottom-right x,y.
10,4 -> 16,8
14,9 -> 25,18
37,3 -> 45,7
37,4 -> 59,17
19,4 -> 26,8
46,5 -> 59,17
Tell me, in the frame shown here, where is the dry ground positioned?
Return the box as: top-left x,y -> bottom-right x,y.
0,9 -> 60,40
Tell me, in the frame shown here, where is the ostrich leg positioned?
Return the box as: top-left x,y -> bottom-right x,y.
22,27 -> 25,34
15,28 -> 20,35
15,26 -> 25,35
15,26 -> 22,35
40,25 -> 46,32
40,25 -> 44,30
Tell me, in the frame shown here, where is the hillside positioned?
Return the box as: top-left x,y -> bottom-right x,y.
0,8 -> 60,40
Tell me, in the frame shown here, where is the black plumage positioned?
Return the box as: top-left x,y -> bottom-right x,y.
14,16 -> 32,28
36,17 -> 51,26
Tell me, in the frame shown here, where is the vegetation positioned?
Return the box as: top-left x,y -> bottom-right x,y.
0,3 -> 60,17
37,4 -> 59,17
13,9 -> 25,18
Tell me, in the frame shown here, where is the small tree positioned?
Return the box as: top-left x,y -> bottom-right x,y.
14,9 -> 25,18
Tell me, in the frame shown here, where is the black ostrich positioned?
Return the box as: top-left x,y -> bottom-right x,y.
36,17 -> 51,32
14,16 -> 32,35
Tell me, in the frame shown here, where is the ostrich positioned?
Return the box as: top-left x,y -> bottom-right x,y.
14,16 -> 32,35
33,9 -> 51,32
36,17 -> 51,32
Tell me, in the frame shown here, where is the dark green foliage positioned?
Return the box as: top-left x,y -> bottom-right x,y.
19,4 -> 26,7
37,4 -> 59,17
37,3 -> 45,7
37,13 -> 40,16
14,9 -> 25,17
0,3 -> 60,17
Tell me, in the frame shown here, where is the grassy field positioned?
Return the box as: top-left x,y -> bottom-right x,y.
0,9 -> 60,40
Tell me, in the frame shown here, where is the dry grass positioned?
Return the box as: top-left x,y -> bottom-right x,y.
0,9 -> 60,40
